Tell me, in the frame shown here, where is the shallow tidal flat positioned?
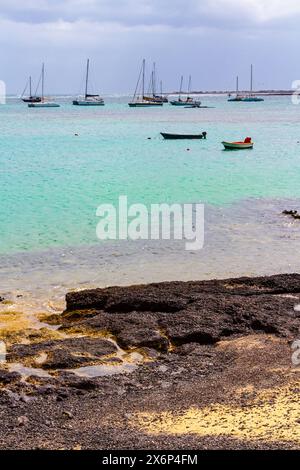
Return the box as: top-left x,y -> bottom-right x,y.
0,273 -> 299,449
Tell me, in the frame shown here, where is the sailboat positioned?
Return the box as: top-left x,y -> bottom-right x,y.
28,64 -> 60,108
170,76 -> 201,107
73,59 -> 104,106
143,63 -> 168,104
128,60 -> 163,107
156,80 -> 168,103
228,76 -> 244,102
21,76 -> 41,103
241,65 -> 264,102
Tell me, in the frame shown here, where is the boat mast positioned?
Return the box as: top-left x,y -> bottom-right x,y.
85,59 -> 90,99
160,80 -> 163,97
187,75 -> 191,99
152,62 -> 156,96
179,75 -> 183,101
236,76 -> 239,94
29,76 -> 32,97
41,63 -> 44,101
250,64 -> 253,95
142,59 -> 145,98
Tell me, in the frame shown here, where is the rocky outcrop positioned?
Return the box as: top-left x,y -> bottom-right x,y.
9,337 -> 117,369
1,274 -> 300,450
63,274 -> 300,350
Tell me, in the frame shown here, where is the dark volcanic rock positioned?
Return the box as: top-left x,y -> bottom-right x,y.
0,370 -> 21,385
8,337 -> 117,370
62,274 -> 300,350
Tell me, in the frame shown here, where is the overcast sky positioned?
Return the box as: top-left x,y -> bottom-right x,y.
1,0 -> 300,94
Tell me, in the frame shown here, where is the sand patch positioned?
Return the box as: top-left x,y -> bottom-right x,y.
133,383 -> 300,444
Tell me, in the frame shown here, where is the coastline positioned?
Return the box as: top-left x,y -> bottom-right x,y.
0,273 -> 299,449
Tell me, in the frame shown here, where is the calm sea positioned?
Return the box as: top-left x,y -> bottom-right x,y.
1,95 -> 300,307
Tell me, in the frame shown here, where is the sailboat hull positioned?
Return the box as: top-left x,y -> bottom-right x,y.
170,100 -> 201,107
28,102 -> 60,108
22,97 -> 42,103
128,102 -> 163,107
241,97 -> 264,102
170,101 -> 189,106
73,100 -> 104,106
228,97 -> 243,102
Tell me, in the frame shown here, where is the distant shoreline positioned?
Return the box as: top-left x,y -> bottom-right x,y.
170,90 -> 294,96
7,90 -> 294,99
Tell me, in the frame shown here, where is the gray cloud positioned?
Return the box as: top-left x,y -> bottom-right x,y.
1,0 -> 300,29
0,0 -> 299,93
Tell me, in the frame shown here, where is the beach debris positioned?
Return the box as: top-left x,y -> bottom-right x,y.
17,415 -> 29,427
62,410 -> 74,419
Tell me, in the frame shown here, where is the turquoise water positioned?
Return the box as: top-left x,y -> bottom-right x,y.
0,95 -> 300,255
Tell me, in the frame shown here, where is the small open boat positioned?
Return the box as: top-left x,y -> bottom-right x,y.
161,132 -> 207,140
222,137 -> 253,150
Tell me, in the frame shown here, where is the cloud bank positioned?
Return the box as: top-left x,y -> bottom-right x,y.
0,1 -> 298,93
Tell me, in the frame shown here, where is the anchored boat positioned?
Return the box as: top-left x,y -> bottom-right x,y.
228,76 -> 244,102
28,64 -> 60,108
73,59 -> 104,106
21,76 -> 41,103
129,60 -> 163,107
143,63 -> 168,104
170,76 -> 201,107
222,137 -> 253,150
161,132 -> 207,140
241,65 -> 264,102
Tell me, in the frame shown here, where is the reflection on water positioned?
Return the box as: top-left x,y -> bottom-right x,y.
9,363 -> 51,379
69,351 -> 144,378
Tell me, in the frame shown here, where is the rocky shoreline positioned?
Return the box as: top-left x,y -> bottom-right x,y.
0,273 -> 299,449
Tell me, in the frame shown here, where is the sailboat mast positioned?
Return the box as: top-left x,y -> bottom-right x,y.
179,75 -> 183,101
250,64 -> 253,95
142,59 -> 145,98
187,75 -> 191,98
29,76 -> 32,97
153,62 -> 156,96
41,63 -> 44,101
160,80 -> 163,97
151,71 -> 155,96
236,76 -> 239,94
85,59 -> 90,99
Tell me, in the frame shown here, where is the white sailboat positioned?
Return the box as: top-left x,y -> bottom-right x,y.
28,64 -> 60,108
73,59 -> 104,106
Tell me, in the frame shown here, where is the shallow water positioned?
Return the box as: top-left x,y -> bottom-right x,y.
1,95 -> 300,309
